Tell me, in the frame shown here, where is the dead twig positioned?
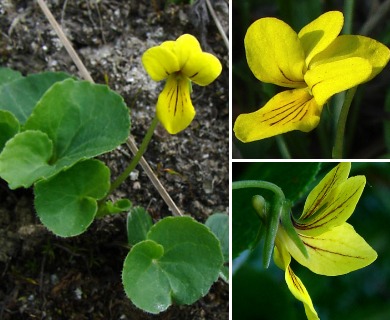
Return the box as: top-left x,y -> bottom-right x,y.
205,0 -> 229,51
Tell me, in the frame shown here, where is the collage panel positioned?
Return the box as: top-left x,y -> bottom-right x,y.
232,162 -> 389,319
232,1 -> 390,159
232,2 -> 390,320
0,1 -> 229,319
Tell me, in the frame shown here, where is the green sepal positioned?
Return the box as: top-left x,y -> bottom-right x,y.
262,196 -> 284,268
280,202 -> 309,259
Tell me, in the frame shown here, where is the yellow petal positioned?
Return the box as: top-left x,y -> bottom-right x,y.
300,162 -> 350,221
305,57 -> 372,106
298,11 -> 344,66
233,89 -> 322,142
274,243 -> 319,320
296,176 -> 366,236
142,46 -> 180,81
160,40 -> 176,51
244,17 -> 306,88
310,35 -> 390,81
286,266 -> 320,320
273,242 -> 289,270
156,75 -> 195,134
174,34 -> 202,68
282,223 -> 378,276
163,34 -> 222,85
182,52 -> 222,86
298,162 -> 366,236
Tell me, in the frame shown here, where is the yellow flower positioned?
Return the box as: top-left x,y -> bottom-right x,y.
142,34 -> 222,134
234,11 -> 390,142
274,162 -> 377,319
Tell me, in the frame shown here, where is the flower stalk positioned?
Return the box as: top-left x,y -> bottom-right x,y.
232,180 -> 306,268
332,86 -> 357,158
109,116 -> 159,194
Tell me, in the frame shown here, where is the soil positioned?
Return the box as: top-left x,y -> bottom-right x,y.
0,0 -> 229,319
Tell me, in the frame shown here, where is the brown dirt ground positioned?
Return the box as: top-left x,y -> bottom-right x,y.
0,0 -> 229,319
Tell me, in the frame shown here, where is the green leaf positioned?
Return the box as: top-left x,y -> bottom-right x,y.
233,162 -> 321,258
126,207 -> 153,245
205,213 -> 229,262
0,71 -> 71,123
0,67 -> 23,86
122,216 -> 223,314
219,265 -> 229,282
0,110 -> 20,151
24,78 -> 130,168
96,198 -> 132,217
34,159 -> 110,237
0,78 -> 131,189
0,131 -> 54,188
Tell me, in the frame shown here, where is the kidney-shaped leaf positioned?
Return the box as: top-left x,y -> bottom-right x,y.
34,159 -> 110,237
0,79 -> 131,189
0,67 -> 23,87
0,110 -> 20,151
126,206 -> 154,245
206,213 -> 229,263
0,130 -> 54,188
122,216 -> 223,314
24,78 -> 131,169
0,71 -> 71,123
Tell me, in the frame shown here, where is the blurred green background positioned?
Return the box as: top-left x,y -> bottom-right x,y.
232,0 -> 390,158
233,162 -> 390,320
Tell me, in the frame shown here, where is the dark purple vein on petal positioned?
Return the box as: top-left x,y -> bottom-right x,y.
295,187 -> 361,231
300,165 -> 342,220
190,71 -> 199,78
279,68 -> 294,82
288,267 -> 305,295
179,82 -> 185,114
278,67 -> 305,86
261,98 -> 310,126
302,237 -> 367,260
167,84 -> 176,113
174,84 -> 179,116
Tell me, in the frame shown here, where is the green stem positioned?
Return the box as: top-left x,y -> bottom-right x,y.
332,87 -> 357,158
233,180 -> 286,268
343,0 -> 355,34
276,135 -> 291,159
109,116 -> 159,194
233,180 -> 309,267
232,180 -> 285,200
